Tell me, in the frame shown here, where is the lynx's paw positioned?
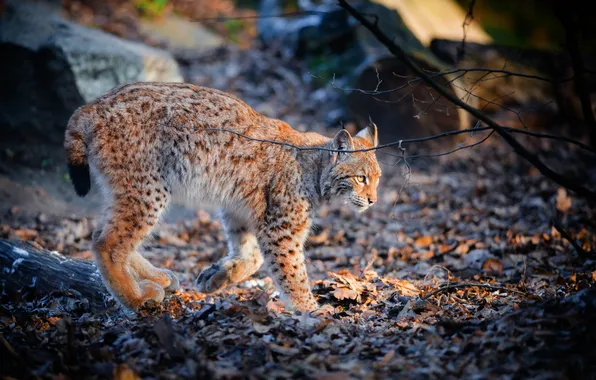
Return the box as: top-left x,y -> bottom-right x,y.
140,280 -> 166,303
282,293 -> 320,313
161,269 -> 180,291
197,257 -> 258,294
196,263 -> 230,293
117,280 -> 166,310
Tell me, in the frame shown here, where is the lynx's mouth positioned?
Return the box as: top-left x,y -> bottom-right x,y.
350,196 -> 371,213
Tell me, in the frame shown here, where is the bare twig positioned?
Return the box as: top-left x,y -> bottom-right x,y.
195,125 -> 596,154
552,217 -> 593,258
422,283 -> 532,300
337,0 -> 596,200
408,130 -> 494,159
359,250 -> 378,278
458,0 -> 477,62
310,68 -> 570,97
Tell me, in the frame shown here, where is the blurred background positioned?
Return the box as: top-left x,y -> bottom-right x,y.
1,0 -> 595,219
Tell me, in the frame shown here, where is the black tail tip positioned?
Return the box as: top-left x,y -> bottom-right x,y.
67,163 -> 91,197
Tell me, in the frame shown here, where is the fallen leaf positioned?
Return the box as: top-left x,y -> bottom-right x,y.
455,244 -> 470,255
253,322 -> 271,334
269,343 -> 300,356
375,349 -> 395,367
114,364 -> 140,380
482,258 -> 504,274
266,299 -> 285,314
420,251 -> 435,261
332,287 -> 359,301
415,235 -> 433,247
556,188 -> 572,213
308,229 -> 329,246
12,229 -> 38,240
439,243 -> 456,254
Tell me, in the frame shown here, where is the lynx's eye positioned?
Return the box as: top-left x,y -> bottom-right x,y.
355,175 -> 367,184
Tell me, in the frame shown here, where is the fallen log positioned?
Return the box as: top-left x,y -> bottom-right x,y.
0,239 -> 110,311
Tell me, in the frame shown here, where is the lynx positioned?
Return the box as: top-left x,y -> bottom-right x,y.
64,82 -> 381,312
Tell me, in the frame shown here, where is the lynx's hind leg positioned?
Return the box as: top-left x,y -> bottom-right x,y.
130,253 -> 180,291
197,210 -> 264,293
93,187 -> 173,310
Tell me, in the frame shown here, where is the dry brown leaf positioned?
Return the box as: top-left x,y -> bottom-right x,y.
253,322 -> 271,334
592,271 -> 596,282
269,343 -> 300,356
382,277 -> 420,296
420,251 -> 435,261
375,349 -> 395,367
556,187 -> 572,213
438,243 -> 456,254
482,258 -> 504,274
12,228 -> 38,240
332,287 -> 359,301
266,299 -> 285,314
329,271 -> 364,295
308,229 -> 329,246
415,235 -> 433,247
114,364 -> 140,380
455,244 -> 470,255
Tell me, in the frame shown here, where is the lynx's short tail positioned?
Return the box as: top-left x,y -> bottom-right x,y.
64,108 -> 91,197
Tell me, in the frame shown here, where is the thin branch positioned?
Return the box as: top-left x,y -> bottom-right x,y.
422,283 -> 533,300
552,217 -> 593,258
408,130 -> 494,159
310,67 -> 570,97
337,0 -> 596,201
457,0 -> 477,62
195,125 -> 596,154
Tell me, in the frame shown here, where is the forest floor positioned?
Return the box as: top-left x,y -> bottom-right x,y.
1,130 -> 596,379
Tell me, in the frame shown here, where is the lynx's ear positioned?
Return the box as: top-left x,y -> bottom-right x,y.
330,129 -> 354,165
332,129 -> 354,151
356,122 -> 378,147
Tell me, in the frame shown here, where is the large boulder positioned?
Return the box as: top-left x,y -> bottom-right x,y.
0,0 -> 183,146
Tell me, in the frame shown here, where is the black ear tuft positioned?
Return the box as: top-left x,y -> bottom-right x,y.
356,122 -> 378,147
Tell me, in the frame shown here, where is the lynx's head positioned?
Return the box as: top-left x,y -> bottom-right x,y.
321,123 -> 382,212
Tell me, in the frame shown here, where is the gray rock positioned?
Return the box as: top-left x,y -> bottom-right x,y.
139,14 -> 225,52
0,0 -> 182,146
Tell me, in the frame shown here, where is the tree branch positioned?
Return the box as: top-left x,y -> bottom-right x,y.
557,4 -> 596,148
337,0 -> 596,201
197,125 -> 596,154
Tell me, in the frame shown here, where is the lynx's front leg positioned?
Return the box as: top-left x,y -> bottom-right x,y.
258,199 -> 318,312
196,210 -> 264,293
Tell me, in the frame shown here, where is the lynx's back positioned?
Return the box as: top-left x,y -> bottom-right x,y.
65,82 -> 313,214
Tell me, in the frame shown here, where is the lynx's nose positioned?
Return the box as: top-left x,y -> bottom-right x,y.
368,197 -> 376,205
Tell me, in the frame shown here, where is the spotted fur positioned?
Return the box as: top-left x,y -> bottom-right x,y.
64,82 -> 382,312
